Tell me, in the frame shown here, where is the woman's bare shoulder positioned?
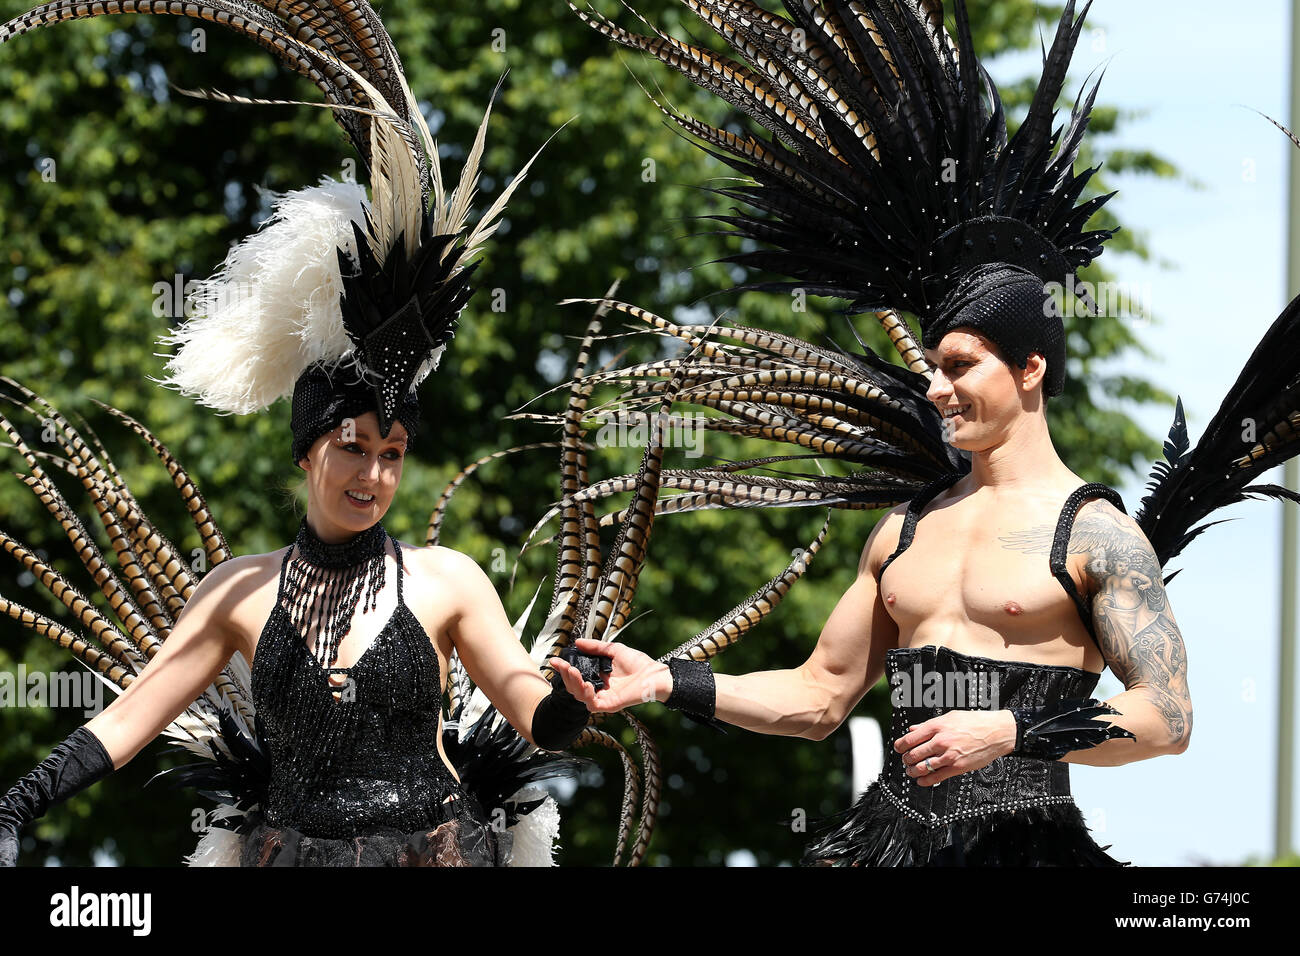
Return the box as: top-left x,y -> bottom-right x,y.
203,547 -> 290,585
185,548 -> 290,620
396,541 -> 485,583
186,548 -> 291,652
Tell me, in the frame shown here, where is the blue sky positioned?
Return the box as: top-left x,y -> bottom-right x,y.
982,0 -> 1294,866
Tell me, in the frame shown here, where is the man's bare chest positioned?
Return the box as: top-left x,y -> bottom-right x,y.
879,495 -> 1091,646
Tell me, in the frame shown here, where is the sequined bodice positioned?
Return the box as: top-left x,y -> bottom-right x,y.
878,644 -> 1101,828
250,539 -> 458,838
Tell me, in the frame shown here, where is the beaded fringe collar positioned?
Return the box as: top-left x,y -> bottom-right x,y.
285,518 -> 389,667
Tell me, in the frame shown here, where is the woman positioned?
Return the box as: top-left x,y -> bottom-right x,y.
0,0 -> 591,867
0,362 -> 594,867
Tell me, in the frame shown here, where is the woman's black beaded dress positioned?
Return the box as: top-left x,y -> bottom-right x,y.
241,521 -> 506,866
802,478 -> 1128,867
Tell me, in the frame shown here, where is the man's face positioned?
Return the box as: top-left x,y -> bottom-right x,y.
924,329 -> 1030,452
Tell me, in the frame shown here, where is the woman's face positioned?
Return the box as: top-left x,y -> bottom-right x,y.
298,411 -> 408,541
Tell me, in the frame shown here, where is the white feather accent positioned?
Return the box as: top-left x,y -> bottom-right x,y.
456,120 -> 566,266
77,657 -> 125,702
160,708 -> 222,756
506,789 -> 560,867
184,805 -> 249,867
512,582 -> 546,642
410,342 -> 446,390
155,178 -> 370,414
224,650 -> 253,705
458,682 -> 493,733
532,599 -> 573,665
428,95 -> 558,278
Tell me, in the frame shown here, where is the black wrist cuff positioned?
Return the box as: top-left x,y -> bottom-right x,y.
665,657 -> 716,720
1010,698 -> 1136,761
531,686 -> 588,752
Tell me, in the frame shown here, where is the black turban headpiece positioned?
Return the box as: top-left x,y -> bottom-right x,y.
290,361 -> 421,465
922,263 -> 1066,398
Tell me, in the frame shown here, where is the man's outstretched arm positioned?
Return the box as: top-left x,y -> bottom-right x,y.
552,506 -> 905,741
706,520 -> 901,739
1062,500 -> 1193,765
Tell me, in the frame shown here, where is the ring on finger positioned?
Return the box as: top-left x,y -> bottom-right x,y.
923,757 -> 935,774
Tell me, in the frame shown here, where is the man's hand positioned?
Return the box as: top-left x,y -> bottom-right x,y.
895,709 -> 1017,786
549,637 -> 670,714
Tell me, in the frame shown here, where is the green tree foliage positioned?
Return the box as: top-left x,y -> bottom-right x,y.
0,1 -> 1175,865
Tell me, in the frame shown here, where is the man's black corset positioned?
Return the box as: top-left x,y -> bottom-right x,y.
878,645 -> 1102,828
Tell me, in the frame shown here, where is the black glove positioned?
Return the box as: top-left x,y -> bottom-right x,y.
0,726 -> 115,866
530,646 -> 612,751
1009,698 -> 1136,760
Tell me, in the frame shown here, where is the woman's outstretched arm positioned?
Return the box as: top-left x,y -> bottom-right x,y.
0,553 -> 255,863
551,505 -> 906,740
436,549 -> 585,750
83,555 -> 255,767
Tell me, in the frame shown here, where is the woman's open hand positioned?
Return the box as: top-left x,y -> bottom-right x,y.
549,637 -> 669,714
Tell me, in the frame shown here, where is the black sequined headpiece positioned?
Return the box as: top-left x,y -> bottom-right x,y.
333,211 -> 480,438
286,207 -> 480,464
290,361 -> 421,465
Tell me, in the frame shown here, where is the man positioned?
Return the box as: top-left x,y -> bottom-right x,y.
553,263 -> 1192,865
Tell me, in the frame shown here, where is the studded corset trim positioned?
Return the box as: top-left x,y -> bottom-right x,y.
250,536 -> 459,838
879,645 -> 1101,828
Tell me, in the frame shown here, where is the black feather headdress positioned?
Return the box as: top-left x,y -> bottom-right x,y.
565,1 -> 1300,593
0,2 -> 540,436
571,0 -> 1114,330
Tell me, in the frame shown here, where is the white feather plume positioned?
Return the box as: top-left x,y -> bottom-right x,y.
155,178 -> 371,414
184,805 -> 250,867
410,342 -> 447,391
506,788 -> 561,867
456,681 -> 495,736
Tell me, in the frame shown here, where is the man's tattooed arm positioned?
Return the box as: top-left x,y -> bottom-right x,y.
1064,500 -> 1193,763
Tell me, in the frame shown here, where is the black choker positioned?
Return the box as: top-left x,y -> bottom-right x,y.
293,519 -> 388,568
285,519 -> 390,667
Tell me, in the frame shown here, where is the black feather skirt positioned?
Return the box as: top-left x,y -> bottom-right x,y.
238,793 -> 509,867
801,780 -> 1126,867
802,646 -> 1131,867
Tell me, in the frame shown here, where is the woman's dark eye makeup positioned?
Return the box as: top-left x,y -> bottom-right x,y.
343,442 -> 404,460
